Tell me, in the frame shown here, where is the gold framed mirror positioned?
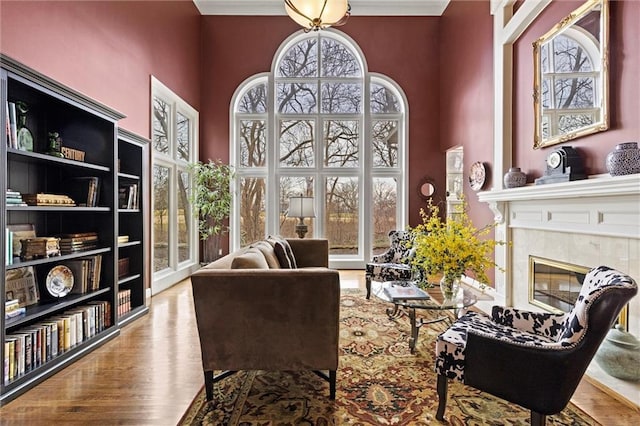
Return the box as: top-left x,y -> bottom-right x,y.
533,0 -> 609,149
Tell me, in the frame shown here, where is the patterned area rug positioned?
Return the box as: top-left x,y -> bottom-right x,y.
180,291 -> 599,425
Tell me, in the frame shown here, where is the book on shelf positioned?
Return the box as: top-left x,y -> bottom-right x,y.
7,223 -> 36,258
118,289 -> 132,317
5,228 -> 11,265
383,283 -> 430,301
5,299 -> 26,320
117,235 -> 129,244
118,183 -> 138,209
62,254 -> 102,294
3,300 -> 112,384
64,177 -> 100,207
22,193 -> 76,206
7,101 -> 18,149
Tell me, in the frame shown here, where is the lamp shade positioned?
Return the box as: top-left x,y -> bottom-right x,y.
287,196 -> 316,218
285,0 -> 350,31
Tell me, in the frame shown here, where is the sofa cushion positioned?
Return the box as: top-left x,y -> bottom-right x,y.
251,241 -> 281,269
230,248 -> 270,269
267,236 -> 297,269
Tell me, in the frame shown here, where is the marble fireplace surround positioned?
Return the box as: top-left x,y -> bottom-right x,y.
477,173 -> 640,407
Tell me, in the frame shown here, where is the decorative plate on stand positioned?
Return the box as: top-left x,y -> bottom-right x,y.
469,161 -> 486,191
46,265 -> 74,297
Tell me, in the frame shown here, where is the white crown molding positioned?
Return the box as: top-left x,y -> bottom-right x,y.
193,0 -> 450,16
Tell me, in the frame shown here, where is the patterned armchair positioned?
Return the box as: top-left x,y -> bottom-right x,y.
434,266 -> 637,426
365,230 -> 415,299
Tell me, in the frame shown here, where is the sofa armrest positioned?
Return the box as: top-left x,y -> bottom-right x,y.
287,238 -> 329,267
190,267 -> 340,372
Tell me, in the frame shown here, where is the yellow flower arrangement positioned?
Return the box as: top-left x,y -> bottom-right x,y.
409,199 -> 505,288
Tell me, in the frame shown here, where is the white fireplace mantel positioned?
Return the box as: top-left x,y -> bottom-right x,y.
478,174 -> 640,239
477,173 -> 640,408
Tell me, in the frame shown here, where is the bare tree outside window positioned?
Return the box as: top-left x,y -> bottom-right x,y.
233,31 -> 406,262
540,34 -> 598,139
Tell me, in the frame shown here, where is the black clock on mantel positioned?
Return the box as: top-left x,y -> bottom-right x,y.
535,146 -> 587,185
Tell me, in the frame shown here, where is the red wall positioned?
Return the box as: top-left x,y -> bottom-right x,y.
0,0 -> 201,138
439,0 -> 496,282
199,15 -> 443,227
514,0 -> 640,178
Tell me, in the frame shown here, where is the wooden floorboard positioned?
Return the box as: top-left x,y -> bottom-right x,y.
0,270 -> 637,424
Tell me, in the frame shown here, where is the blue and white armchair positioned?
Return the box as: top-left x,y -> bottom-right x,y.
365,230 -> 415,299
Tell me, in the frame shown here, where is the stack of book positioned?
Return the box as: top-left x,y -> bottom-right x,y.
6,189 -> 26,207
118,184 -> 138,209
22,193 -> 75,207
4,300 -> 111,384
5,299 -> 26,320
118,289 -> 132,318
58,232 -> 99,254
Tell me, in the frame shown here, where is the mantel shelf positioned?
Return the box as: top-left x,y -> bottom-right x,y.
478,174 -> 640,203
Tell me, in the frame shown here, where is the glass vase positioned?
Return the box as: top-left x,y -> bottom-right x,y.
440,276 -> 461,300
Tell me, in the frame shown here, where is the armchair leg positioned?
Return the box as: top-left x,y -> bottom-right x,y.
366,277 -> 372,299
531,411 -> 546,426
436,374 -> 448,420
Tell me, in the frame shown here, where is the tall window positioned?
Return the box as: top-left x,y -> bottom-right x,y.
151,77 -> 199,294
230,30 -> 407,268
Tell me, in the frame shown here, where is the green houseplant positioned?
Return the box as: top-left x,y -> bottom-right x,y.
409,199 -> 505,298
188,159 -> 234,263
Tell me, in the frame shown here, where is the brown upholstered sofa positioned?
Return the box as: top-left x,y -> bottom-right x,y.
190,237 -> 340,401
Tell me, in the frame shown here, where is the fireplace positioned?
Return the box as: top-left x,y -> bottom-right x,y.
478,173 -> 640,408
529,256 -> 590,313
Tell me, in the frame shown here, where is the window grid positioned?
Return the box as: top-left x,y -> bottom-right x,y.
231,31 -> 407,267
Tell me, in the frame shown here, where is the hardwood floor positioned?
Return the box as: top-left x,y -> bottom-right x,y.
1,271 -> 637,425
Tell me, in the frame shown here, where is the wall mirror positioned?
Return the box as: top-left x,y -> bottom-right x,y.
533,0 -> 609,149
418,177 -> 436,199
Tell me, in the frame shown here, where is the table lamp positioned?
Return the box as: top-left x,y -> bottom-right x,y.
287,195 -> 315,238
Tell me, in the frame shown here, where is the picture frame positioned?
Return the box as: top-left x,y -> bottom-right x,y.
7,223 -> 36,258
5,266 -> 40,308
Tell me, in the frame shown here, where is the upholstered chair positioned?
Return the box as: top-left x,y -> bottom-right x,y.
434,266 -> 638,426
365,230 -> 415,299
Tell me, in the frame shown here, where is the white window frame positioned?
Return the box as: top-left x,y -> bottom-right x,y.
229,30 -> 408,269
151,76 -> 199,295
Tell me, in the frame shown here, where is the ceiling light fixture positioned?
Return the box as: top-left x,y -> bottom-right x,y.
284,0 -> 351,32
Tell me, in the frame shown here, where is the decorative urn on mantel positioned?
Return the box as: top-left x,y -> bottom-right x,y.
503,167 -> 527,188
606,142 -> 640,176
594,324 -> 640,381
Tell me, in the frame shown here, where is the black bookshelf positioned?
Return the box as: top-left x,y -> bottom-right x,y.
116,128 -> 150,327
0,55 -> 138,405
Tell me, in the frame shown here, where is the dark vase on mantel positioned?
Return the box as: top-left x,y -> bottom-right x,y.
606,142 -> 640,176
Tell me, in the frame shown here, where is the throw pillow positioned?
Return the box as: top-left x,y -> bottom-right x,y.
230,248 -> 270,269
267,235 -> 297,269
250,241 -> 281,269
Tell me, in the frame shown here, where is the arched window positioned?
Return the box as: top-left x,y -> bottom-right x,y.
230,30 -> 408,268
